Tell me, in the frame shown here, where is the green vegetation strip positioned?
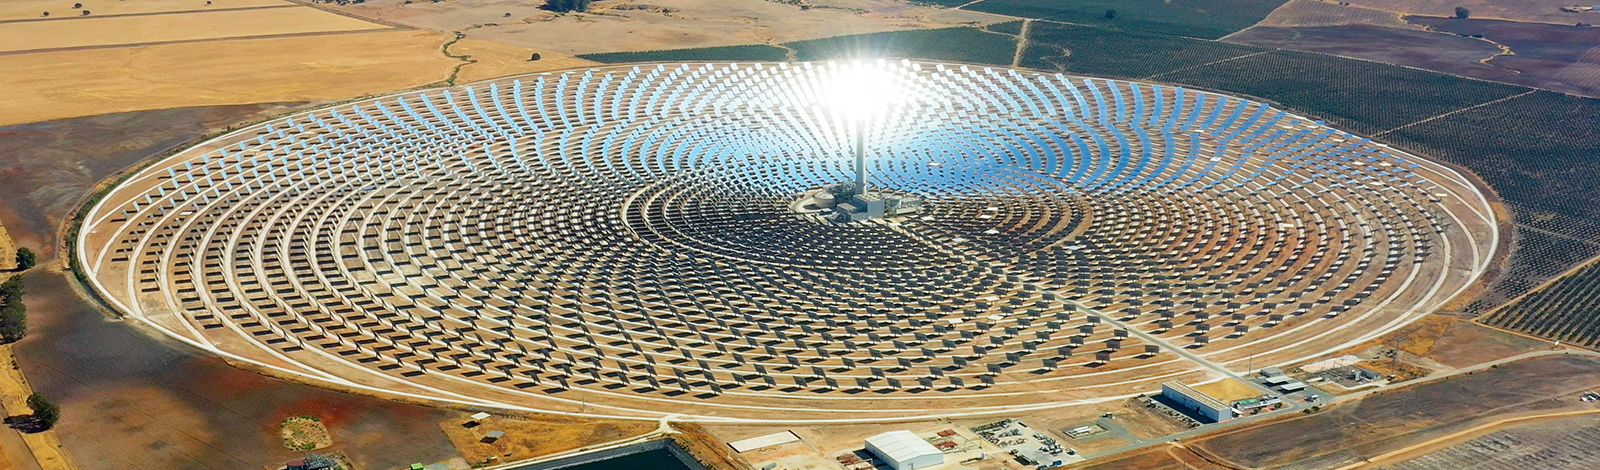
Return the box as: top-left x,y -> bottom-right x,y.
1384,91 -> 1600,240
1162,50 -> 1530,135
1019,22 -> 1264,78
1487,260 -> 1600,347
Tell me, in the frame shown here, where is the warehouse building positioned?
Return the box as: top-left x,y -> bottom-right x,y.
1161,381 -> 1236,422
866,430 -> 944,470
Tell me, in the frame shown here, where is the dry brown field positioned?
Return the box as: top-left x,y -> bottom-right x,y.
0,29 -> 593,127
0,0 -> 593,127
0,0 -> 290,21
0,6 -> 387,53
441,413 -> 655,466
0,222 -> 13,272
1068,444 -> 1226,470
332,0 -> 1004,55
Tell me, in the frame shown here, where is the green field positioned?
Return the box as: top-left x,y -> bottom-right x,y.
786,27 -> 1016,65
984,20 -> 1024,36
1387,91 -> 1600,242
1162,50 -> 1528,135
1020,22 -> 1263,78
1486,260 -> 1600,347
964,0 -> 1288,39
579,44 -> 790,64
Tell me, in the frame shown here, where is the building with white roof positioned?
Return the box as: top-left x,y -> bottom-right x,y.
865,430 -> 944,470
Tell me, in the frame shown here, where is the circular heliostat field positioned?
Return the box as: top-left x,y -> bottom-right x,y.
78,61 -> 1495,422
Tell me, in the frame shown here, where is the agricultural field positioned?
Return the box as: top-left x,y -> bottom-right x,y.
1019,21 -> 1265,78
786,26 -> 1017,64
1486,262 -> 1600,348
580,44 -> 791,63
1161,50 -> 1528,134
1407,16 -> 1600,97
0,6 -> 386,53
1252,0 -> 1418,28
0,0 -> 286,20
580,26 -> 1017,66
1337,0 -> 1589,25
1223,25 -> 1520,86
1387,91 -> 1600,242
983,19 -> 1025,35
0,0 -> 586,127
1459,228 -> 1600,315
0,30 -> 581,126
959,0 -> 1289,39
327,0 -> 1003,56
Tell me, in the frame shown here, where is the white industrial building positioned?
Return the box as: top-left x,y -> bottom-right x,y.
865,430 -> 944,470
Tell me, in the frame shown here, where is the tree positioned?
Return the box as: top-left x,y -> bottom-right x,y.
25,393 -> 58,431
0,276 -> 20,302
14,248 -> 34,271
0,276 -> 26,344
0,302 -> 25,344
1104,9 -> 1117,19
544,0 -> 592,13
1455,6 -> 1471,18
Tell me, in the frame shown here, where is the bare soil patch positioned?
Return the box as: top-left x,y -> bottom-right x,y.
1423,320 -> 1547,369
0,6 -> 388,53
330,0 -> 1004,55
1068,443 -> 1224,470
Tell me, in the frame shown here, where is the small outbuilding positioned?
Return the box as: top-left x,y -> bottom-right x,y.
866,430 -> 944,470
